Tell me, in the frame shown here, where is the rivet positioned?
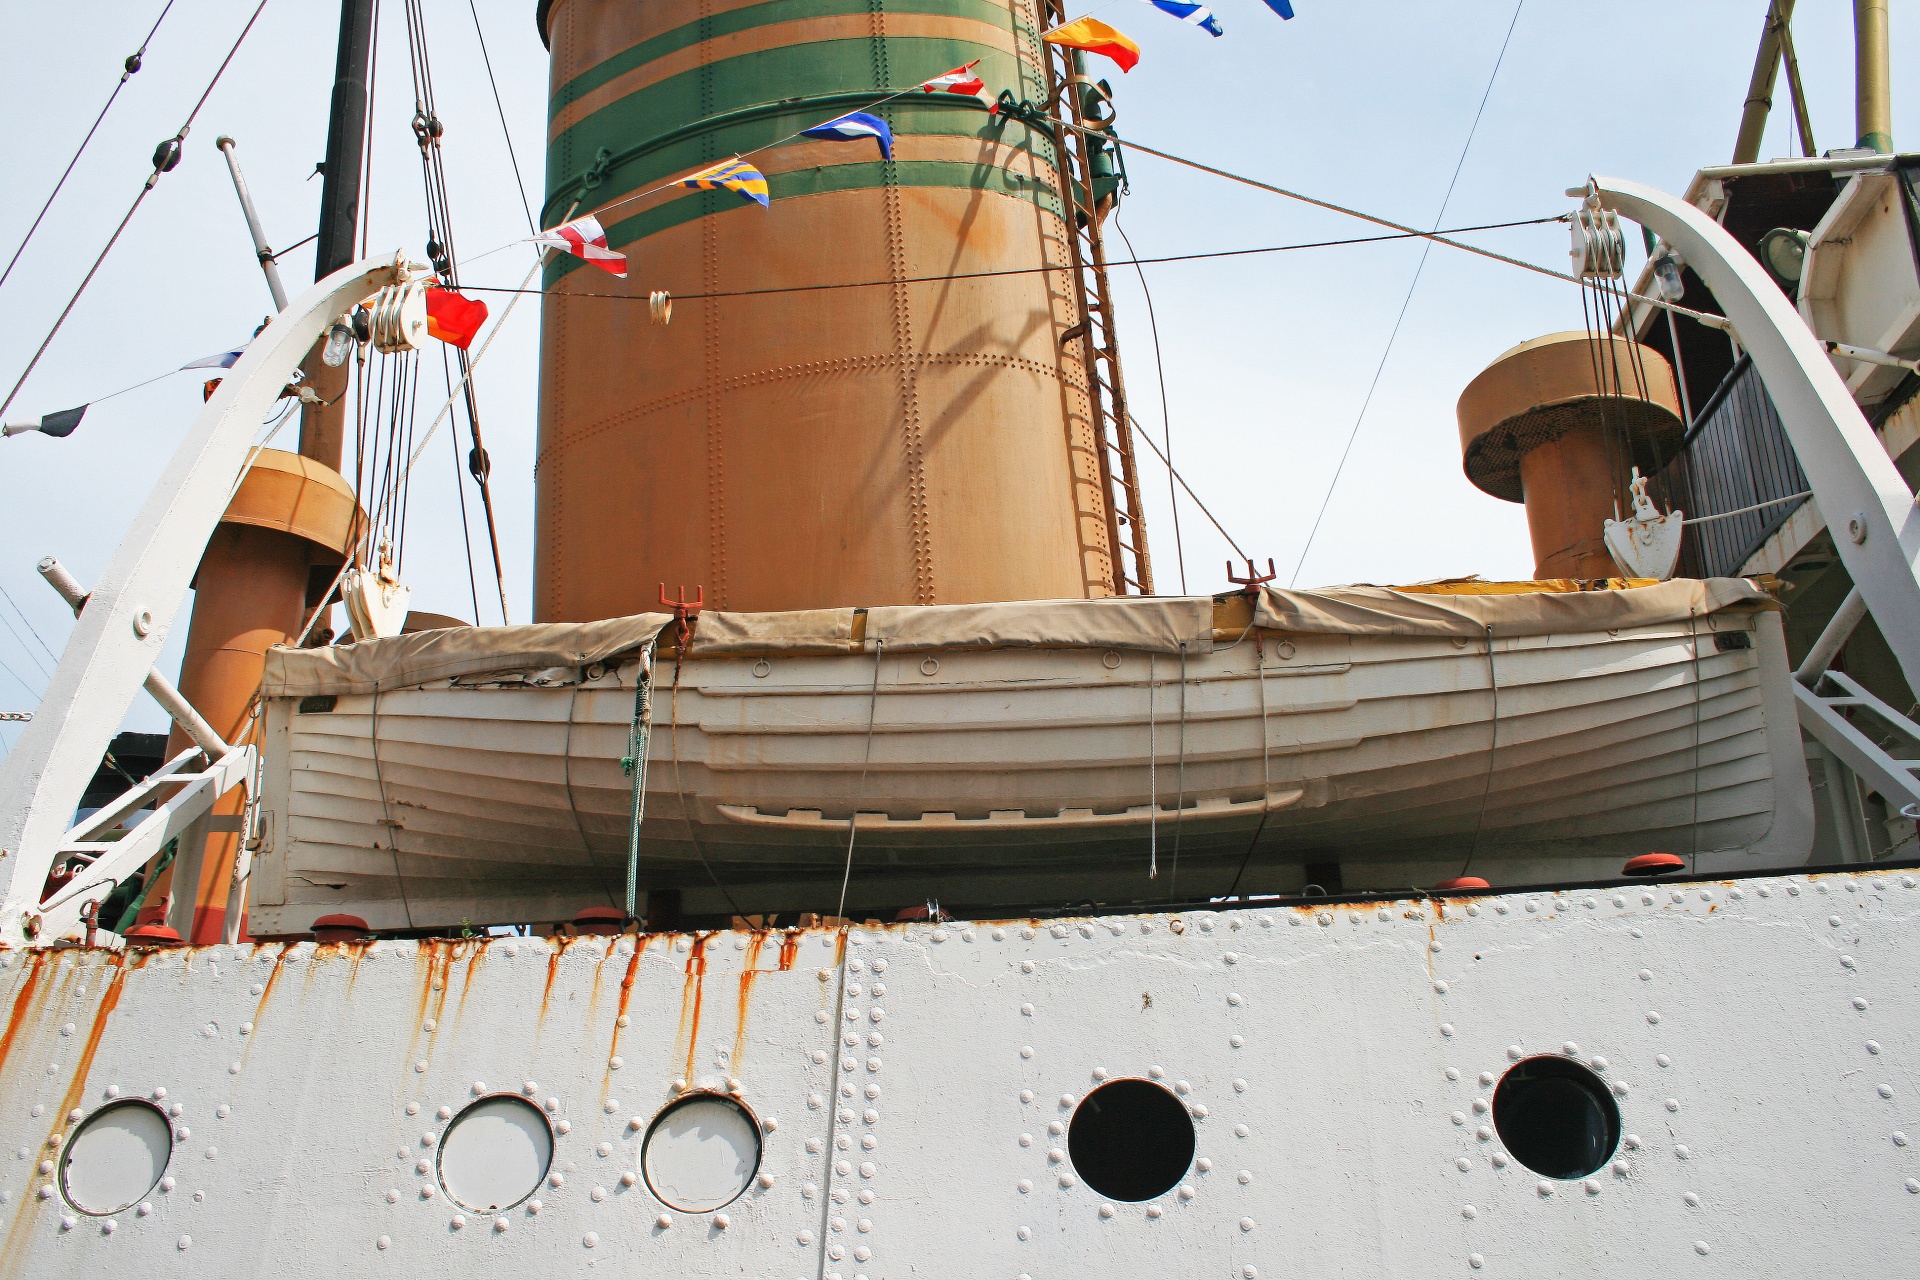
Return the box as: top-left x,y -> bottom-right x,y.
385,1189 -> 401,1204
1178,1184 -> 1195,1200
1145,1205 -> 1163,1219
1234,1124 -> 1250,1137
1236,1170 -> 1253,1185
160,1177 -> 174,1192
414,1061 -> 427,1074
1562,1042 -> 1580,1056
1238,1217 -> 1255,1232
1230,1035 -> 1245,1048
1624,1134 -> 1641,1149
417,1159 -> 432,1175
1657,1054 -> 1672,1067
1456,1158 -> 1472,1171
1694,1242 -> 1710,1256
1019,1090 -> 1034,1103
1537,1181 -> 1553,1197
1020,1004 -> 1035,1017
1469,1254 -> 1484,1270
1907,1179 -> 1920,1194
1445,1068 -> 1461,1081
550,1172 -> 565,1187
1434,981 -> 1449,994
1451,1112 -> 1467,1126
1506,1045 -> 1522,1061
1854,997 -> 1870,1010
1462,1206 -> 1477,1220
1490,1153 -> 1508,1168
1018,1226 -> 1032,1240
438,1106 -> 453,1120
451,1214 -> 466,1230
1060,1094 -> 1075,1108
994,928 -> 1007,941
1173,1081 -> 1191,1096
714,1213 -> 730,1229
1018,1178 -> 1033,1193
859,1161 -> 876,1177
1478,1072 -> 1494,1087
1472,1099 -> 1489,1114
582,1232 -> 599,1248
1584,1179 -> 1601,1195
471,1081 -> 487,1095
1476,1127 -> 1493,1141
1047,1121 -> 1065,1136
1092,1067 -> 1109,1080
1675,1145 -> 1691,1159
1878,1084 -> 1895,1099
1665,1098 -> 1680,1112
1830,916 -> 1844,928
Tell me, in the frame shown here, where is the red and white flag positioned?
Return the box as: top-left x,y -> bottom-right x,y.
917,59 -> 985,97
532,214 -> 628,277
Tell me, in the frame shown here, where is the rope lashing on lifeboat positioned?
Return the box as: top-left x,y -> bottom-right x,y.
619,639 -> 660,924
834,641 -> 887,924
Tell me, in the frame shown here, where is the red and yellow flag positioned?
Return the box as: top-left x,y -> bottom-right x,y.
425,286 -> 489,349
1042,17 -> 1141,72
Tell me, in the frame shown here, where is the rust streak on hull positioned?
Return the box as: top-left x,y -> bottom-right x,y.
0,952 -> 51,1076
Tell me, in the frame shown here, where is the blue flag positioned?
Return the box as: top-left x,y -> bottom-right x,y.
1262,0 -> 1295,17
1144,0 -> 1224,35
800,111 -> 894,160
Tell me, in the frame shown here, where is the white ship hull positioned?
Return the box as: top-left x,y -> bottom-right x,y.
251,590 -> 1809,933
0,869 -> 1912,1277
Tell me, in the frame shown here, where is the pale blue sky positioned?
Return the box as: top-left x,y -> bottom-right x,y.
0,0 -> 1912,745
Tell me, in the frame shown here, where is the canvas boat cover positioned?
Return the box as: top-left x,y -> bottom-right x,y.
1255,576 -> 1772,638
262,579 -> 1772,696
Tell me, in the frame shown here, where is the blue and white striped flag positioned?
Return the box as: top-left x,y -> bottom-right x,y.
800,111 -> 894,160
1144,0 -> 1224,36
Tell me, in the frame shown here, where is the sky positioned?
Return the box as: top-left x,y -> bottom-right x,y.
0,0 -> 1913,748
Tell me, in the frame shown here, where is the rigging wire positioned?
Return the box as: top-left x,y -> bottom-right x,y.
0,0 -> 177,295
0,605 -> 52,684
1114,216 -> 1186,594
0,582 -> 62,666
462,215 -> 1565,303
404,0 -> 511,622
1287,0 -> 1527,588
1126,409 -> 1247,561
467,0 -> 537,235
0,0 -> 271,421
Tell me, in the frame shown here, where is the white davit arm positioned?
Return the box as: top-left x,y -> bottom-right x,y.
1589,175 -> 1920,697
0,253 -> 419,943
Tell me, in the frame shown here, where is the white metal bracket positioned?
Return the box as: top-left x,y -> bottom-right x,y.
0,253 -> 420,947
1793,670 -> 1920,816
1590,175 -> 1920,700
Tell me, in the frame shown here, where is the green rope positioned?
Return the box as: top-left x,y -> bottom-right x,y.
619,642 -> 659,923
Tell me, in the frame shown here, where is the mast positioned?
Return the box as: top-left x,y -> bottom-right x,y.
1732,1 -> 1796,165
300,0 -> 377,469
1853,0 -> 1892,153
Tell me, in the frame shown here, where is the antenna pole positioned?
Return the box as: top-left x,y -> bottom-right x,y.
215,136 -> 289,311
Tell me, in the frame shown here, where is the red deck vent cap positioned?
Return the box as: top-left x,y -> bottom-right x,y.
311,913 -> 372,943
1623,852 -> 1687,877
572,906 -> 628,936
124,923 -> 184,946
1432,876 -> 1491,892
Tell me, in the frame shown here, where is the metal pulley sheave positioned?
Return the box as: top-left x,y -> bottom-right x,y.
367,275 -> 431,353
1570,201 -> 1627,279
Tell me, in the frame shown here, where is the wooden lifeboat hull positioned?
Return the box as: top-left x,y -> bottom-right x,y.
250,586 -> 1810,932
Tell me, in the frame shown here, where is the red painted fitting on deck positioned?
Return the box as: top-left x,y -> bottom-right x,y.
1432,876 -> 1491,892
124,923 -> 185,946
572,906 -> 628,937
1623,852 -> 1687,877
310,913 -> 372,943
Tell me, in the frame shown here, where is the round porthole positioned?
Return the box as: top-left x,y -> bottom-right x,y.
1493,1056 -> 1621,1179
642,1093 -> 762,1213
437,1095 -> 554,1211
61,1100 -> 172,1215
1067,1078 -> 1195,1202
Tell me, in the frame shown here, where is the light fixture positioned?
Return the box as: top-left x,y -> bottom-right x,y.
320,320 -> 355,367
1755,226 -> 1810,293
